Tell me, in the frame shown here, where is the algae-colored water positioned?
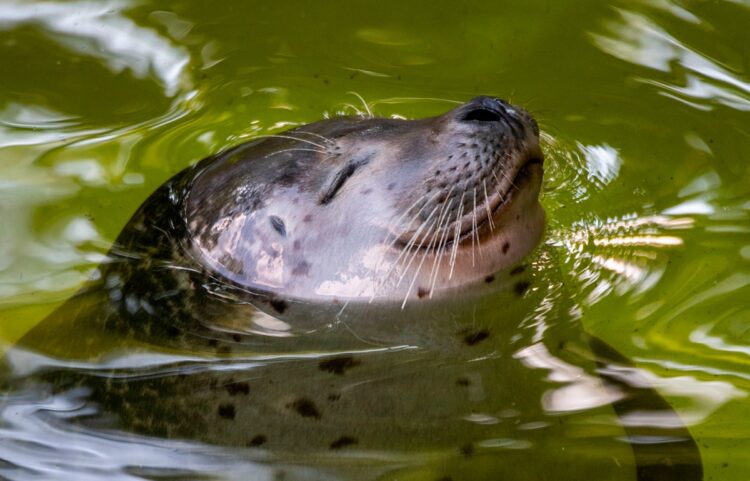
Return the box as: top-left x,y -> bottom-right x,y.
0,1 -> 749,480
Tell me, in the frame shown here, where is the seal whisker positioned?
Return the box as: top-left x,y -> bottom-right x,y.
448,193 -> 466,279
427,197 -> 456,297
382,191 -> 442,251
429,193 -> 454,298
370,192 -> 440,302
491,170 -> 502,187
393,205 -> 442,287
370,96 -> 463,107
292,130 -> 335,145
401,216 -> 442,308
397,216 -> 438,292
472,188 -> 484,265
251,134 -> 329,151
482,179 -> 495,231
269,148 -> 328,157
422,195 -> 453,296
347,91 -> 374,119
495,164 -> 519,191
373,197 -> 440,299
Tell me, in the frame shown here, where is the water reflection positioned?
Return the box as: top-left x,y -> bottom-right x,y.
589,2 -> 750,111
0,0 -> 201,311
0,0 -> 192,97
0,0 -> 749,478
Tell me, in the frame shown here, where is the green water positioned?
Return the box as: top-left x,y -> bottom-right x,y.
0,0 -> 749,480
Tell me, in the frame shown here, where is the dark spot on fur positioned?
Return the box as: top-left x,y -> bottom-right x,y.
270,298 -> 288,314
456,377 -> 471,387
327,393 -> 341,402
387,182 -> 396,190
218,403 -> 236,420
292,261 -> 311,276
231,333 -> 242,342
319,356 -> 361,375
510,265 -> 526,276
460,443 -> 475,458
293,240 -> 302,250
484,275 -> 495,283
417,287 -> 429,298
330,436 -> 357,450
361,188 -> 372,195
207,339 -> 218,348
462,328 -> 490,346
225,382 -> 250,396
288,398 -> 321,419
303,214 -> 313,223
502,242 -> 510,254
269,216 -> 286,236
514,281 -> 531,296
248,435 -> 267,447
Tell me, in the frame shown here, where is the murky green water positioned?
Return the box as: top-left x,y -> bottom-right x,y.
0,1 -> 749,480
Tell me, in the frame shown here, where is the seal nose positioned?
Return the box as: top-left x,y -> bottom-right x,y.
460,96 -> 515,124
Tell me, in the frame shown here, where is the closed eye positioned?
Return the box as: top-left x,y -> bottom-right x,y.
319,157 -> 371,205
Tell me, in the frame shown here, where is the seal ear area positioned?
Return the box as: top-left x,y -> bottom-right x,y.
318,152 -> 374,205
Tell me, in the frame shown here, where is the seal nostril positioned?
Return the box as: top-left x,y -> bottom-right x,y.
463,108 -> 502,123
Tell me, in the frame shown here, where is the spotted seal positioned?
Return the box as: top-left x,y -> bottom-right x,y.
181,95 -> 544,328
5,97 -> 701,480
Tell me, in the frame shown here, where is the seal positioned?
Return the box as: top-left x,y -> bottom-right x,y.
30,95 -> 544,343
182,95 -> 544,325
4,96 -> 702,481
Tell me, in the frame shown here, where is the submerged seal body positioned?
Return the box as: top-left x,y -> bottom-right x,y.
4,97 -> 702,480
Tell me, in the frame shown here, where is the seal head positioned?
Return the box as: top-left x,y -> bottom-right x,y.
185,96 -> 544,320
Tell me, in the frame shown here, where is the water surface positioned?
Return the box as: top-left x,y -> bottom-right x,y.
1,1 -> 749,480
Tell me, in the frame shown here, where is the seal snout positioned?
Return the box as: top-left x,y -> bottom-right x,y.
392,96 -> 543,249
458,96 -> 539,139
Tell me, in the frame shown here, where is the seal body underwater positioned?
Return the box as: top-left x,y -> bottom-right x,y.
3,97 -> 701,480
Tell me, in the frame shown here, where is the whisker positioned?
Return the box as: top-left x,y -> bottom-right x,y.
347,91 -> 374,118
448,193 -> 465,279
372,199 -> 440,300
473,192 -> 483,261
370,193 -> 439,301
401,190 -> 452,290
293,130 -> 335,144
267,148 -> 326,158
248,134 -> 329,151
382,191 -> 441,253
427,198 -> 456,297
471,189 -> 477,267
496,164 -> 519,191
370,96 -> 463,107
397,217 -> 438,289
401,217 -> 442,309
482,179 -> 495,231
342,103 -> 366,118
393,205 -> 442,286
